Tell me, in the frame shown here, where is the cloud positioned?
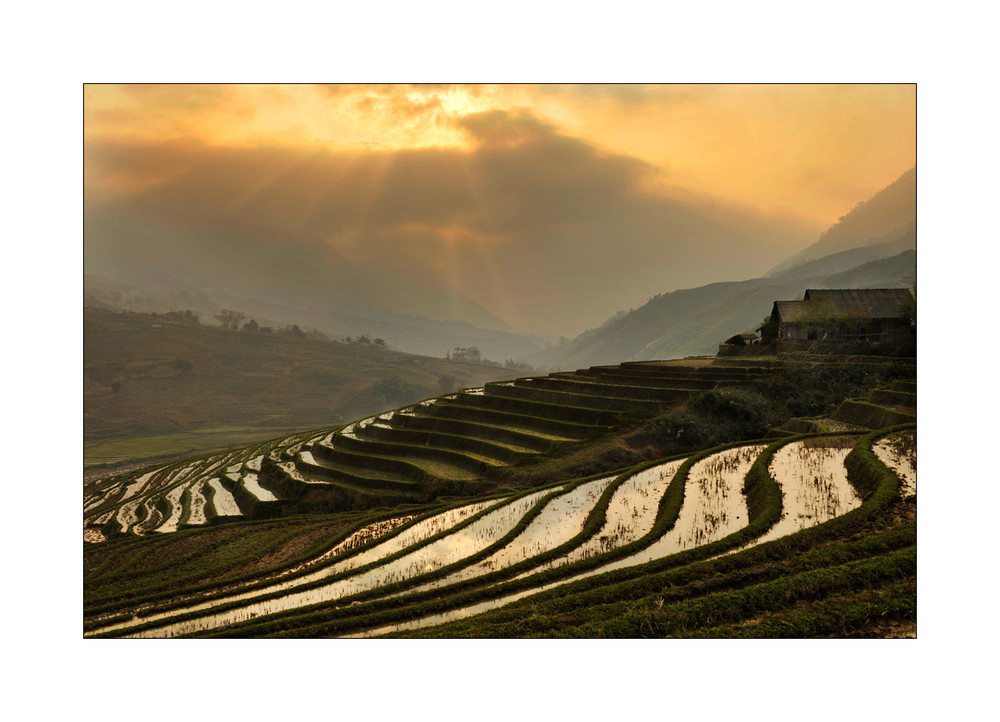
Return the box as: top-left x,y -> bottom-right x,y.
456,108 -> 558,147
85,108 -> 809,335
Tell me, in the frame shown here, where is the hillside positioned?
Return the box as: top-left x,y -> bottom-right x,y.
768,167 -> 916,275
529,250 -> 915,368
84,274 -> 548,361
84,307 -> 523,468
83,355 -> 915,638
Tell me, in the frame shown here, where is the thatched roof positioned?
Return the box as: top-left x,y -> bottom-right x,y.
803,288 -> 912,319
773,300 -> 809,323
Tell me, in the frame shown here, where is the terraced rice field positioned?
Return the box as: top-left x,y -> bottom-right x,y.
85,362 -> 773,540
84,425 -> 912,638
84,358 -> 916,638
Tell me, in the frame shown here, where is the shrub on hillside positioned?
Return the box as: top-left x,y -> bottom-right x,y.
752,365 -> 886,418
628,388 -> 776,452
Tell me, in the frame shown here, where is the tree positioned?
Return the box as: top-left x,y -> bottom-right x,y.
215,309 -> 246,330
287,324 -> 305,337
452,346 -> 482,363
372,375 -> 417,406
801,299 -> 836,339
242,318 -> 259,332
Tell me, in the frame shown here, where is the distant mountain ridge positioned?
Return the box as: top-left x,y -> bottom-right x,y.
768,167 -> 916,276
528,168 -> 917,369
84,274 -> 548,362
528,250 -> 915,368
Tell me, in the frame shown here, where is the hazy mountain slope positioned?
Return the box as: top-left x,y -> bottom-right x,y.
529,250 -> 915,368
769,167 -> 915,275
771,224 -> 915,281
84,274 -> 547,361
84,307 -> 521,466
84,211 -> 511,333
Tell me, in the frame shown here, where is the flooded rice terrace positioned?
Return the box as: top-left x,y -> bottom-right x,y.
406,476 -> 615,594
744,436 -> 860,549
185,480 -> 209,526
518,460 -> 685,578
89,499 -> 501,637
207,479 -> 242,517
347,447 -> 762,637
584,444 -> 765,575
155,483 -> 189,534
118,491 -> 552,637
282,515 -> 417,577
873,431 -> 916,498
241,473 -> 278,502
89,431 -> 911,638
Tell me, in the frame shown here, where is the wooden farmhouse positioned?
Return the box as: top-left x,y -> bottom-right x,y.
759,288 -> 914,345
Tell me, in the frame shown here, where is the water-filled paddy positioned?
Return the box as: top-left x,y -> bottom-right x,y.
588,444 -> 765,574
408,476 -> 614,593
207,479 -> 242,517
242,473 -> 278,502
155,483 -> 189,533
520,459 -> 685,578
87,500 -> 501,637
348,445 -> 765,637
873,431 -> 916,498
119,492 -> 551,637
746,436 -> 860,548
185,480 -> 209,526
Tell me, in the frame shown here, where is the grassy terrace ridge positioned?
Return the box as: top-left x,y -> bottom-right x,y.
422,401 -> 601,440
451,391 -> 628,425
329,434 -> 506,474
356,423 -> 544,460
484,380 -> 675,412
389,413 -> 578,450
515,375 -> 703,398
305,440 -> 472,482
289,453 -> 424,493
558,371 -> 722,390
289,452 -> 416,486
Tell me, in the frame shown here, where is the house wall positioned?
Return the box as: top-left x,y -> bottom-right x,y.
780,317 -> 910,343
780,323 -> 809,340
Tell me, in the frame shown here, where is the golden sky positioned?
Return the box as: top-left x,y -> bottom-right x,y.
85,83 -> 914,225
84,84 -> 915,335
